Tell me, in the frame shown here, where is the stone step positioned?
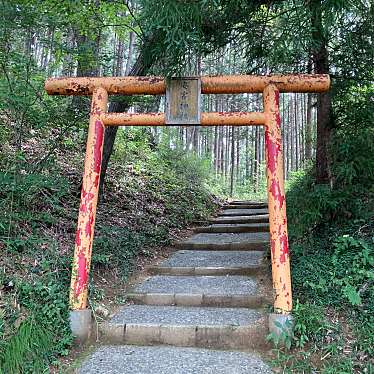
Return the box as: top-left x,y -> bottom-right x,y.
146,250 -> 266,276
230,200 -> 266,205
127,292 -> 266,308
223,203 -> 268,210
79,345 -> 272,374
176,233 -> 269,251
161,250 -> 265,267
127,274 -> 267,308
100,305 -> 269,350
194,223 -> 269,233
218,208 -> 269,217
146,265 -> 266,276
210,214 -> 269,224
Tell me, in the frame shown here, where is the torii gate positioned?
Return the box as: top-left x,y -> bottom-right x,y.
45,74 -> 330,341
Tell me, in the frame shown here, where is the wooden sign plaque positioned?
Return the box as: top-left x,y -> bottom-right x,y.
165,77 -> 201,125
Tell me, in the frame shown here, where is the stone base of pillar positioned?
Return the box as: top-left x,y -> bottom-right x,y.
69,309 -> 92,343
269,313 -> 294,346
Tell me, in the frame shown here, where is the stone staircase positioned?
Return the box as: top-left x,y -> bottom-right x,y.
78,201 -> 273,374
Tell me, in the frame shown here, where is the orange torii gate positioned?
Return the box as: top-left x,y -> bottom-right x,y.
45,74 -> 330,340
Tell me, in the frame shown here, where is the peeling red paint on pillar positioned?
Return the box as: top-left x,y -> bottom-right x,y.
69,87 -> 108,310
269,179 -> 285,208
75,251 -> 88,297
263,84 -> 293,314
93,120 -> 104,173
265,136 -> 281,174
279,233 -> 289,264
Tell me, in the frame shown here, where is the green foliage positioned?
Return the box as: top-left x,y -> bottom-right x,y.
0,317 -> 52,374
287,171 -> 374,307
93,226 -> 161,277
332,85 -> 374,189
207,170 -> 267,200
266,319 -> 294,350
0,166 -> 73,371
0,125 -> 216,371
139,0 -> 211,73
292,300 -> 329,348
139,0 -> 373,77
332,236 -> 373,307
286,82 -> 374,316
112,128 -> 216,228
281,80 -> 374,372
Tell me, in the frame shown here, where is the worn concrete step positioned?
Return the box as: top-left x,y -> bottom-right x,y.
127,292 -> 266,308
133,275 -> 260,295
156,250 -> 265,268
127,274 -> 266,308
230,200 -> 266,204
146,250 -> 266,277
210,214 -> 269,224
194,223 -> 269,233
218,208 -> 269,217
100,305 -> 268,350
146,265 -> 266,276
79,345 -> 272,374
132,274 -> 264,305
176,232 -> 269,251
223,203 -> 268,210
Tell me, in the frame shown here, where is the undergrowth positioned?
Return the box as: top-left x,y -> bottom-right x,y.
269,85 -> 374,373
0,128 -> 217,372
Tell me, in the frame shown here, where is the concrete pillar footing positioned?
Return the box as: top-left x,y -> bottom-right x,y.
69,309 -> 92,343
269,313 -> 294,346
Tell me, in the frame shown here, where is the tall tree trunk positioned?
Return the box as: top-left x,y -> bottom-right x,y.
290,97 -> 295,171
310,0 -> 333,184
220,127 -> 224,173
125,31 -> 136,75
115,38 -> 125,75
236,127 -> 240,183
230,126 -> 235,197
245,127 -> 250,180
225,126 -> 229,180
186,127 -> 195,151
193,126 -> 199,153
214,126 -> 218,174
250,127 -> 255,184
62,29 -> 75,76
300,93 -> 305,165
254,126 -> 259,192
73,31 -> 101,113
294,94 -> 299,170
305,92 -> 313,160
281,93 -> 287,179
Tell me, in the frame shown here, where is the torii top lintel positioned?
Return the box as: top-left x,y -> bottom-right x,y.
45,74 -> 330,96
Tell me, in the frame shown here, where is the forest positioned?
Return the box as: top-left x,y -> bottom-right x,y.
0,0 -> 373,373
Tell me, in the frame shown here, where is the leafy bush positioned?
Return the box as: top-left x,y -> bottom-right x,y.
280,83 -> 374,372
